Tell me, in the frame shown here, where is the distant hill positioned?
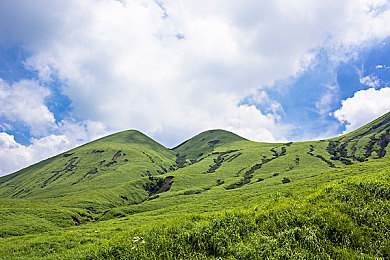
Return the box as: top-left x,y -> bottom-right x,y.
0,111 -> 389,259
0,130 -> 177,215
328,112 -> 390,162
173,129 -> 247,159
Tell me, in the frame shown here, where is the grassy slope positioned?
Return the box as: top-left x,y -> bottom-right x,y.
329,111 -> 390,162
173,129 -> 247,159
0,130 -> 178,231
0,198 -> 91,238
1,158 -> 389,259
0,112 -> 389,259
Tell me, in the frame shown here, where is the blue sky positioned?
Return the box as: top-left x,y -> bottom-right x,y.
0,0 -> 390,176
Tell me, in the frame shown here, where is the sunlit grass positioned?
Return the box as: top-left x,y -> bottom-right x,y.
0,112 -> 389,259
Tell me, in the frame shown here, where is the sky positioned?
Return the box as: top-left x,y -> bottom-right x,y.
0,0 -> 390,176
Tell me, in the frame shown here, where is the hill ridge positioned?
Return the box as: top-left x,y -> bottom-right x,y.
172,129 -> 247,159
0,112 -> 390,258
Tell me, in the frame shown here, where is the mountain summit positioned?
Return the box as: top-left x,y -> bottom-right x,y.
173,129 -> 247,159
1,112 -> 390,258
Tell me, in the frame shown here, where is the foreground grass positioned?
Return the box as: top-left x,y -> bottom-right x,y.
1,113 -> 389,259
1,159 -> 389,259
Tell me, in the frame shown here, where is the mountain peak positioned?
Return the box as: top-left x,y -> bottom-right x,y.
94,129 -> 163,147
172,129 -> 246,159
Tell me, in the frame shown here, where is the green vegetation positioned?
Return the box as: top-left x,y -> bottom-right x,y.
0,112 -> 389,259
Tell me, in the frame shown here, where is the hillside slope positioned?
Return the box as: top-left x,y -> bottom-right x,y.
0,111 -> 389,248
0,130 -> 178,216
173,129 -> 247,159
328,112 -> 390,162
1,157 -> 390,259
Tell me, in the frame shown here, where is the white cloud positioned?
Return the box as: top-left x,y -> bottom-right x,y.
376,64 -> 390,69
14,0 -> 388,140
333,87 -> 390,133
1,0 -> 389,142
245,91 -> 284,118
360,75 -> 381,88
56,119 -> 108,143
0,0 -> 390,175
0,132 -> 69,176
0,79 -> 55,136
24,54 -> 58,83
0,120 -> 108,177
316,84 -> 340,116
223,104 -> 288,143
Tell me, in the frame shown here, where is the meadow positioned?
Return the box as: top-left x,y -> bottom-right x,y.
0,112 -> 389,259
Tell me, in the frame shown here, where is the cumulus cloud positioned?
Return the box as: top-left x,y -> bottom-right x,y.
0,0 -> 390,175
244,91 -> 284,118
0,120 -> 108,176
0,79 -> 55,136
222,104 -> 288,142
0,132 -> 69,176
1,0 -> 389,141
333,87 -> 390,133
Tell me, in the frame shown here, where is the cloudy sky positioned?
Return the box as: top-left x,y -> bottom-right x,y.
0,0 -> 390,176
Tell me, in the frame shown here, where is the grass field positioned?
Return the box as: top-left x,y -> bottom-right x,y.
0,112 -> 389,259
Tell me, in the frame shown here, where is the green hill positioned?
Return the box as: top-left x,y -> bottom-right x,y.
173,129 -> 247,159
0,130 -> 177,216
0,112 -> 389,259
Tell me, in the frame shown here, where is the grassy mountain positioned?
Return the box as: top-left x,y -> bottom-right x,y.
0,130 -> 178,216
173,129 -> 247,159
0,112 -> 389,259
328,112 -> 390,162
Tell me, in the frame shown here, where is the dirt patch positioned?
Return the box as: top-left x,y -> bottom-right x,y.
226,146 -> 287,190
156,176 -> 174,194
42,172 -> 60,188
104,161 -> 117,167
112,151 -> 121,161
83,168 -> 98,178
72,168 -> 97,185
226,152 -> 242,162
307,145 -> 314,156
65,157 -> 78,171
72,216 -> 82,226
42,157 -> 78,188
203,150 -> 239,174
144,176 -> 174,196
